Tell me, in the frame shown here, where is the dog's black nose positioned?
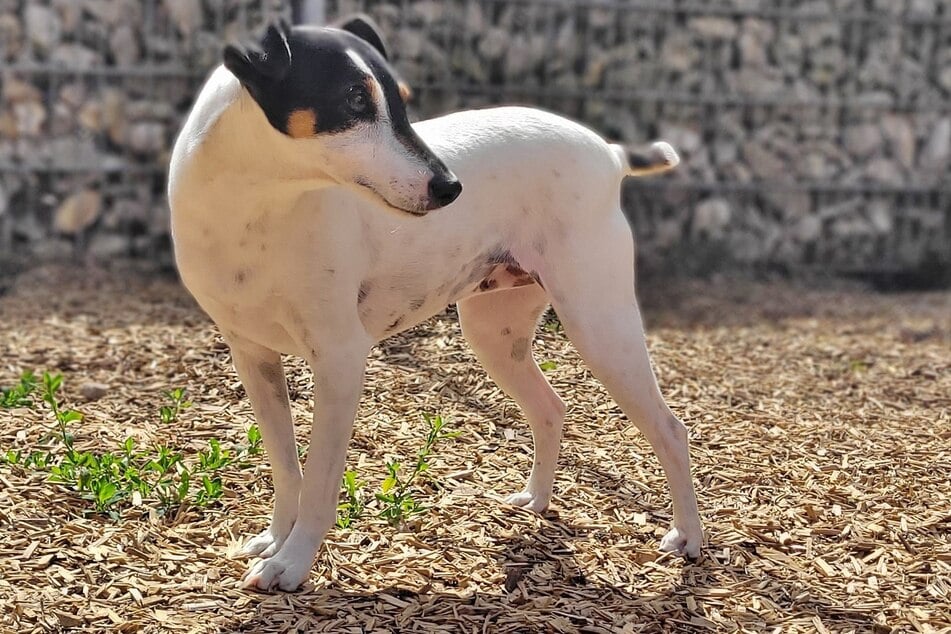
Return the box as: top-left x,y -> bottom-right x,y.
427,177 -> 462,208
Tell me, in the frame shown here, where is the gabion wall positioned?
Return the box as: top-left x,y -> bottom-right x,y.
1,0 -> 949,279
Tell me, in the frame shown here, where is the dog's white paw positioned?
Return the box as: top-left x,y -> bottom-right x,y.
658,525 -> 703,559
241,549 -> 312,592
236,527 -> 288,559
505,490 -> 550,513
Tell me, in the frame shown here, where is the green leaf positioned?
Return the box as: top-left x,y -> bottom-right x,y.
539,360 -> 558,372
381,476 -> 397,494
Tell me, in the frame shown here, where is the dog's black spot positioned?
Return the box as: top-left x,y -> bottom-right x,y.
409,297 -> 426,311
258,360 -> 286,399
486,246 -> 517,267
386,315 -> 404,331
511,337 -> 530,361
234,269 -> 249,284
479,278 -> 498,291
325,268 -> 336,275
501,327 -> 512,336
530,270 -> 545,289
357,280 -> 371,304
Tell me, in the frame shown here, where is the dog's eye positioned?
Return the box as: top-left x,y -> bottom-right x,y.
346,86 -> 369,113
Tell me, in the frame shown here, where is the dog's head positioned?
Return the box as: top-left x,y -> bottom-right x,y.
223,16 -> 461,215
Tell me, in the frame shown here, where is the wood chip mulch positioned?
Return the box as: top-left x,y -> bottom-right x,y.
0,263 -> 948,634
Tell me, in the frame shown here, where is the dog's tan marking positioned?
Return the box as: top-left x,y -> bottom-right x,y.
363,77 -> 380,104
398,82 -> 412,103
287,109 -> 317,139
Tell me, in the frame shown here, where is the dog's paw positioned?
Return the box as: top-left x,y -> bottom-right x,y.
505,490 -> 550,513
659,525 -> 703,559
236,527 -> 288,559
240,550 -> 311,592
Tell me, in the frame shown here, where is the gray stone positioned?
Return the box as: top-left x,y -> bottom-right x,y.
920,117 -> 950,174
793,214 -> 822,243
660,32 -> 698,72
881,115 -> 916,169
864,157 -> 904,185
659,123 -> 702,155
25,5 -> 61,52
742,142 -> 786,180
13,101 -> 46,137
0,13 -> 23,59
867,201 -> 893,234
126,122 -> 166,155
88,233 -> 129,258
692,198 -> 732,239
80,382 -> 110,401
110,24 -> 139,66
165,0 -> 202,35
844,123 -> 883,159
688,16 -> 738,39
50,43 -> 101,70
478,28 -> 508,61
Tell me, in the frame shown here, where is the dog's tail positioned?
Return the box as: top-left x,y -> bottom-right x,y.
612,141 -> 680,177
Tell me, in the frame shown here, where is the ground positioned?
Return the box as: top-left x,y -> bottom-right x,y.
0,263 -> 948,634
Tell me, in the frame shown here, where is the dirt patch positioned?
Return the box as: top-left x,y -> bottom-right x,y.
1,264 -> 949,633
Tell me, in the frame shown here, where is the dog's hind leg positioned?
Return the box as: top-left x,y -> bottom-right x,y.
458,284 -> 566,513
229,339 -> 302,559
542,210 -> 703,557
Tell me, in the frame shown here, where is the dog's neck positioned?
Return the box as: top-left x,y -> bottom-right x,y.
183,67 -> 339,199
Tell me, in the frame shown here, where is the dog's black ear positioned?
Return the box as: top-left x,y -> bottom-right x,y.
335,13 -> 389,60
223,21 -> 292,92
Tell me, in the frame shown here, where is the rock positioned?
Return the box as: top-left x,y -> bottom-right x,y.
110,24 -> 139,66
126,122 -> 166,155
0,13 -> 23,60
53,189 -> 102,234
50,43 -> 101,70
0,181 -> 7,217
659,123 -> 702,155
13,101 -> 46,137
867,200 -> 893,234
742,142 -> 786,180
920,117 -> 950,174
80,382 -> 110,401
864,157 -> 904,185
660,32 -> 698,72
25,4 -> 61,52
793,214 -> 822,242
844,123 -> 883,158
881,115 -> 916,169
478,28 -> 508,61
692,198 -> 732,239
165,0 -> 202,36
688,16 -> 738,39
88,233 -> 129,258
4,77 -> 42,103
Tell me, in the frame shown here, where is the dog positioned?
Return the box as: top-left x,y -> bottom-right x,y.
168,16 -> 703,591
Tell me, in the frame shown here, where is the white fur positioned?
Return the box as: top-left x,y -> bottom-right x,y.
169,67 -> 703,591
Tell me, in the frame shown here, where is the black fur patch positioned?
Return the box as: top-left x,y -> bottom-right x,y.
226,26 -> 405,138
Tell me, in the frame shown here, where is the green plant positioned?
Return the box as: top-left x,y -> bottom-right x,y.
3,372 -> 263,518
375,413 -> 459,528
1,370 -> 37,408
539,360 -> 558,372
245,424 -> 263,456
41,372 -> 82,452
335,469 -> 367,529
159,387 -> 192,424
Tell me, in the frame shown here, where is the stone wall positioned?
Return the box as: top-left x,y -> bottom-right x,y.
1,0 -> 949,277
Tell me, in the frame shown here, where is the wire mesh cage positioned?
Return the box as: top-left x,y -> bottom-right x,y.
1,0 -> 948,283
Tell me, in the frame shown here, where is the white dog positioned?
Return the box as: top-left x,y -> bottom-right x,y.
168,17 -> 703,591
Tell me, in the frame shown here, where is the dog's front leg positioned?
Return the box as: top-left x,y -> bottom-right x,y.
242,340 -> 369,592
229,339 -> 302,559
